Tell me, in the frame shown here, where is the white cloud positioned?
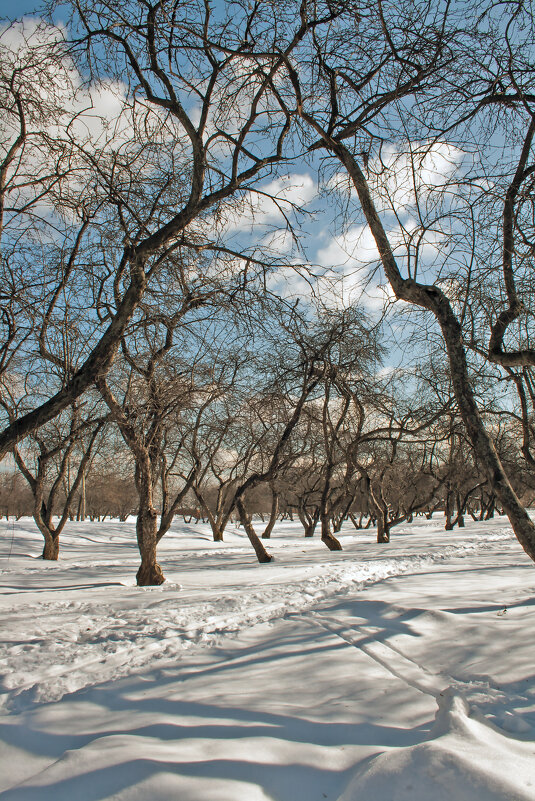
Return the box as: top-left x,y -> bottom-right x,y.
261,228 -> 295,254
313,216 -> 447,311
220,173 -> 317,234
327,141 -> 464,214
316,225 -> 379,269
0,19 -> 141,218
317,217 -> 445,273
266,263 -> 316,302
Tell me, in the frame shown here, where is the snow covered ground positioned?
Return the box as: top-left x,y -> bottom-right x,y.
0,515 -> 534,800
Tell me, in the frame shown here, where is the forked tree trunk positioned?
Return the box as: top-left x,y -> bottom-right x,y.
297,506 -> 319,537
193,488 -> 225,541
236,498 -> 272,563
33,504 -> 62,561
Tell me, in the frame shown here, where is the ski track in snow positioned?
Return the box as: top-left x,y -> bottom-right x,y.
305,610 -> 526,721
0,526 -> 514,712
308,612 -> 445,697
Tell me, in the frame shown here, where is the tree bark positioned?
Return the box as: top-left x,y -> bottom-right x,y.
237,498 -> 272,563
485,495 -> 496,519
193,487 -> 224,541
42,531 -> 59,560
445,491 -> 455,530
262,485 -> 279,539
136,475 -> 164,586
297,505 -> 319,537
321,515 -> 343,551
376,513 -> 390,544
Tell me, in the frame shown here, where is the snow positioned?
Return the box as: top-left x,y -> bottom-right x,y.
0,515 -> 534,800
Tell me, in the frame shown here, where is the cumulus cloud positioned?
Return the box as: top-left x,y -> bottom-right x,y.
214,173 -> 317,235
314,214 -> 446,311
266,263 -> 316,302
0,19 -> 155,213
1,19 -> 131,148
328,141 -> 464,214
316,225 -> 379,269
261,228 -> 295,254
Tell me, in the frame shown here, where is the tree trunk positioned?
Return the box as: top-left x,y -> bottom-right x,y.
321,516 -> 343,551
456,493 -> 465,528
262,486 -> 279,539
34,508 -> 61,561
444,491 -> 455,530
42,531 -> 59,560
297,506 -> 319,537
485,495 -> 496,519
237,498 -> 272,563
326,142 -> 535,564
193,488 -> 224,541
136,478 -> 164,586
377,513 -> 390,543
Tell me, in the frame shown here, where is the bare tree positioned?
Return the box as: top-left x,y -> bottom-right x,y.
95,289 -> 219,584
11,403 -> 105,558
287,0 -> 535,563
0,0 -> 346,455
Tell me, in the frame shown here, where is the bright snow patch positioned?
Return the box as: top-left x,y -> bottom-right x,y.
338,688 -> 535,801
0,516 -> 534,800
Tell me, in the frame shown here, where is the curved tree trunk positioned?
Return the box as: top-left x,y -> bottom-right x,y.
237,498 -> 272,563
330,143 -> 535,564
262,486 -> 279,539
436,307 -> 535,559
321,515 -> 343,551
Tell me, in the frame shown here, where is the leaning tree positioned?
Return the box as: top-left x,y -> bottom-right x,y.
282,0 -> 535,563
0,0 -> 346,455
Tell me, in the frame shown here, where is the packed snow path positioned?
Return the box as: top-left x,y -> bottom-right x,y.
1,517 -> 534,800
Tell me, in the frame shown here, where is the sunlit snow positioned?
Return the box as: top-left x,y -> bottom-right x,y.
0,516 -> 534,800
